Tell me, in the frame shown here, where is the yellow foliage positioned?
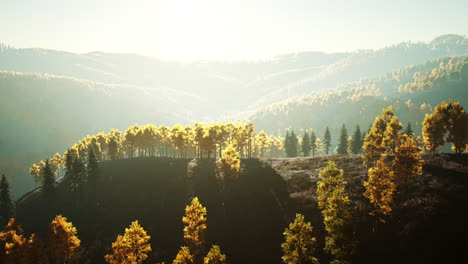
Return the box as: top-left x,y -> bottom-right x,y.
281,213 -> 319,264
48,215 -> 81,264
182,197 -> 207,258
218,144 -> 240,180
173,246 -> 194,264
364,158 -> 396,219
393,134 -> 424,185
203,245 -> 226,264
104,220 -> 151,264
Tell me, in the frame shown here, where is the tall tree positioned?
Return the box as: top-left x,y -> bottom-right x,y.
350,125 -> 362,154
288,131 -> 299,157
393,134 -> 424,185
383,115 -> 403,154
323,127 -> 331,154
0,175 -> 14,227
337,124 -> 349,154
183,197 -> 207,261
218,144 -> 240,180
315,138 -> 323,155
404,122 -> 414,136
41,160 -> 55,198
364,157 -> 396,221
445,99 -> 468,154
86,147 -> 99,184
203,245 -> 226,264
104,220 -> 151,264
301,132 -> 311,157
422,111 -> 446,155
317,161 -> 356,264
48,215 -> 81,264
310,131 -> 317,156
281,213 -> 319,264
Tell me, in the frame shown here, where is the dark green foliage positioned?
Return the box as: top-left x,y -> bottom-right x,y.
285,131 -> 299,157
41,160 -> 55,198
301,132 -> 311,157
0,174 -> 14,226
351,125 -> 363,154
337,124 -> 348,154
310,131 -> 317,156
404,122 -> 414,136
86,148 -> 99,184
71,157 -> 86,192
323,127 -> 332,154
64,149 -> 74,178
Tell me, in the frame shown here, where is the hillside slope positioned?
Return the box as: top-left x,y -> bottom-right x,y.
15,155 -> 468,264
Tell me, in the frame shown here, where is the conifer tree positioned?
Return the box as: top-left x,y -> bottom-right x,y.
218,144 -> 240,180
48,215 -> 81,264
393,134 -> 424,185
290,131 -> 298,157
284,131 -> 291,157
310,131 -> 317,156
203,245 -> 226,264
364,157 -> 396,220
183,197 -> 207,260
86,147 -> 99,184
281,213 -> 319,264
174,247 -> 194,264
362,116 -> 387,169
317,161 -> 355,264
350,125 -> 362,154
41,160 -> 55,198
0,174 -> 14,227
301,132 -> 311,157
323,127 -> 331,154
337,124 -> 348,154
404,122 -> 414,137
104,220 -> 151,264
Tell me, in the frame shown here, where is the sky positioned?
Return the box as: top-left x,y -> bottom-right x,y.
1,0 -> 467,61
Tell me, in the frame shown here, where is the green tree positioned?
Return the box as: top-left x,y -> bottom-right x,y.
86,147 -> 99,184
317,161 -> 356,264
350,125 -> 362,154
281,213 -> 319,264
310,132 -> 317,156
301,132 -> 311,157
337,124 -> 348,154
323,127 -> 331,154
41,160 -> 55,198
0,175 -> 14,227
404,122 -> 414,136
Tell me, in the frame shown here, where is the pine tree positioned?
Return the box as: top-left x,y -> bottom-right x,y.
290,131 -> 298,157
351,125 -> 362,154
404,122 -> 414,137
218,144 -> 240,180
70,157 -> 86,192
337,124 -> 348,154
41,160 -> 55,198
310,132 -> 317,156
48,215 -> 81,264
183,197 -> 207,260
301,132 -> 311,157
174,247 -> 194,264
104,220 -> 151,264
0,175 -> 14,227
284,131 -> 291,157
364,157 -> 396,220
281,213 -> 319,264
203,245 -> 226,264
393,134 -> 424,185
323,127 -> 331,154
317,161 -> 356,264
86,147 -> 99,184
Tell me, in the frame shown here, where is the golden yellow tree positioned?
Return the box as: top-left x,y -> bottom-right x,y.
445,99 -> 468,154
383,115 -> 403,154
393,134 -> 424,185
364,158 -> 396,220
104,220 -> 151,264
218,144 -> 240,180
203,245 -> 226,264
281,213 -> 319,264
422,111 -> 446,155
25,233 -> 48,264
255,130 -> 269,158
48,215 -> 81,264
362,116 -> 387,169
173,246 -> 194,264
0,218 -> 28,264
182,197 -> 207,259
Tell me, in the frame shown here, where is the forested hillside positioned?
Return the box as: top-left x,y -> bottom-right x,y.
249,55 -> 468,143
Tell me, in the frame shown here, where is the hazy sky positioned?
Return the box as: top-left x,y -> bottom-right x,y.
1,0 -> 467,61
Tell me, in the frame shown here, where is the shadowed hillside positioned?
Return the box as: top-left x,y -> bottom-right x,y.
14,155 -> 468,264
